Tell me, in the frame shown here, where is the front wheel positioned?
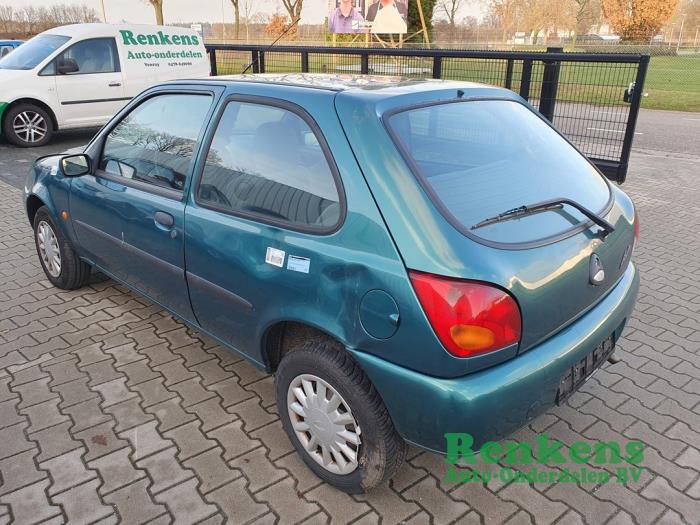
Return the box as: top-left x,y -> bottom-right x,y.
275,340 -> 406,493
2,103 -> 53,147
33,206 -> 91,289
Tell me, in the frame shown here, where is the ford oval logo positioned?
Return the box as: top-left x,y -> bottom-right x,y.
589,254 -> 605,285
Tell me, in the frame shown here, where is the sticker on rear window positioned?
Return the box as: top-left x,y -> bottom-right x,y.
265,247 -> 285,267
287,255 -> 310,274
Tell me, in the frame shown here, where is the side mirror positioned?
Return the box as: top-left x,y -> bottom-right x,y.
60,154 -> 90,177
57,57 -> 79,74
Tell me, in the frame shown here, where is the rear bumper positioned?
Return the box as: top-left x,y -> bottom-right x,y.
349,262 -> 639,454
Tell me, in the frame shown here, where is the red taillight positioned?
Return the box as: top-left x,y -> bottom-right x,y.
633,209 -> 640,244
409,271 -> 521,358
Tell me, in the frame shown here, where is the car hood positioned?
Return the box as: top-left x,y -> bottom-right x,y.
0,67 -> 31,85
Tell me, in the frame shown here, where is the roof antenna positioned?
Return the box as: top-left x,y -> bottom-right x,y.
241,17 -> 301,75
457,89 -> 464,98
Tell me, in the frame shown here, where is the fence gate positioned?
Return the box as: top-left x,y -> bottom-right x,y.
206,44 -> 650,183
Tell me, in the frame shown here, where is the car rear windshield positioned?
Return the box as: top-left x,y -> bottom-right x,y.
0,34 -> 69,70
387,100 -> 611,245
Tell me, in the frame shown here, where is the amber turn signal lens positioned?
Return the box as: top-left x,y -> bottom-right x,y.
449,324 -> 496,351
61,211 -> 69,221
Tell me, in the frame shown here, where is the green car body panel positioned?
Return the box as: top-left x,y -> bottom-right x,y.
0,101 -> 8,124
24,74 -> 639,455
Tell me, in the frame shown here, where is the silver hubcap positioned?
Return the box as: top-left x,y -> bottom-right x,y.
37,221 -> 61,278
13,111 -> 47,143
287,374 -> 361,475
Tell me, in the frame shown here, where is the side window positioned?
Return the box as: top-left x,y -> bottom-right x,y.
58,38 -> 118,74
100,94 -> 212,192
0,46 -> 10,58
198,101 -> 341,230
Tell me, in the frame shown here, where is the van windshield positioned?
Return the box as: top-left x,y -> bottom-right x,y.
0,34 -> 69,70
387,100 -> 611,245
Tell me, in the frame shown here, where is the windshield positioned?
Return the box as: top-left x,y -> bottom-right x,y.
0,34 -> 69,70
387,100 -> 611,245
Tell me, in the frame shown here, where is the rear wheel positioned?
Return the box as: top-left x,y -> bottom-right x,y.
275,340 -> 406,493
2,103 -> 53,147
33,206 -> 90,289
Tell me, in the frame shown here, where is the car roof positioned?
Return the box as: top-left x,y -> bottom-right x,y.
169,73 -> 516,109
209,73 -> 421,91
0,40 -> 22,45
203,73 -> 498,93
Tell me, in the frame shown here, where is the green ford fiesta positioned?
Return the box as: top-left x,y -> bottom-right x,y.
24,73 -> 639,492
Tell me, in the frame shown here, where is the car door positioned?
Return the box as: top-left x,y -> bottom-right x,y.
184,96 -> 344,360
70,88 -> 218,322
53,37 -> 127,128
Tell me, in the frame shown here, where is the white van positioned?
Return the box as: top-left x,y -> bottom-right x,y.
0,23 -> 210,147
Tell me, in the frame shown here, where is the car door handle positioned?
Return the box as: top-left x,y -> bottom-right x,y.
108,82 -> 121,87
154,211 -> 174,228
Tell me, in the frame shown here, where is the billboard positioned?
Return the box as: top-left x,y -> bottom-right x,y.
327,0 -> 408,35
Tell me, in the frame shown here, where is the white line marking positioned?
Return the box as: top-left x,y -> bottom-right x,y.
683,118 -> 700,121
587,127 -> 623,133
586,127 -> 643,135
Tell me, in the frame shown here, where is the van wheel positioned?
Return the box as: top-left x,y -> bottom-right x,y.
275,340 -> 406,493
3,103 -> 53,147
33,206 -> 91,289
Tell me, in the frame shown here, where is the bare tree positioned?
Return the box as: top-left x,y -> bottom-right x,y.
515,0 -> 574,44
229,0 -> 241,39
0,3 -> 98,36
143,0 -> 164,25
20,6 -> 41,34
0,4 -> 14,33
572,0 -> 600,42
488,0 -> 522,41
437,0 -> 466,28
60,4 -> 99,24
281,0 -> 303,26
242,0 -> 256,42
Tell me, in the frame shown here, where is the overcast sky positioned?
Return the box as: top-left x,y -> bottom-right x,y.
21,0 -> 486,26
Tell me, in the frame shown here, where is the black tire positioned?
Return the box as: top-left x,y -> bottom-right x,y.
2,103 -> 54,147
33,206 -> 91,289
275,340 -> 407,493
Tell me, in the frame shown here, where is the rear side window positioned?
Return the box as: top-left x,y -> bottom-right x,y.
100,94 -> 212,192
387,100 -> 611,245
197,101 -> 342,231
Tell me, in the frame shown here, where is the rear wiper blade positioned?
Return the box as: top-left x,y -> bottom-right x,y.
471,197 -> 615,238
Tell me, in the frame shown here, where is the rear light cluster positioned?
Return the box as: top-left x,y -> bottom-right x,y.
633,209 -> 640,246
409,271 -> 522,358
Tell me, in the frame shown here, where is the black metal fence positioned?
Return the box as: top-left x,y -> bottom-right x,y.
206,44 -> 650,183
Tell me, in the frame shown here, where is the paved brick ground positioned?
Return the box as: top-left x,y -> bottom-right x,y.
1,149 -> 699,524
